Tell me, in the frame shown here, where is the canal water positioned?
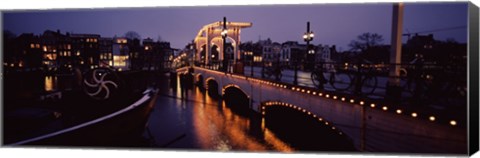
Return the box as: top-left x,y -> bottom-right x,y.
4,70 -> 355,152
141,73 -> 356,152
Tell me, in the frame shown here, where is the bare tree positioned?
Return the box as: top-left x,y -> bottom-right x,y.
348,32 -> 384,52
124,31 -> 141,40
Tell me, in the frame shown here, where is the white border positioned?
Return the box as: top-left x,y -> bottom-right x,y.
1,0 -> 478,158
0,0 -> 474,10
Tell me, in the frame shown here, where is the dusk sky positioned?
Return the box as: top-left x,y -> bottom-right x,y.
2,2 -> 468,50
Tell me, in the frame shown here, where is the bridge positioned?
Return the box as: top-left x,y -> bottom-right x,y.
194,21 -> 252,65
177,66 -> 466,153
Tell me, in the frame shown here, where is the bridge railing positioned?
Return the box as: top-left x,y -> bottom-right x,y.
190,60 -> 467,127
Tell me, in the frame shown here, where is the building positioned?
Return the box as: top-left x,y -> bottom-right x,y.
39,30 -> 65,70
128,38 -> 142,70
142,38 -> 155,70
315,44 -> 337,63
99,37 -> 113,67
280,41 -> 306,69
112,37 -> 130,71
142,38 -> 173,71
262,41 -> 282,67
70,33 -> 101,70
5,33 -> 43,69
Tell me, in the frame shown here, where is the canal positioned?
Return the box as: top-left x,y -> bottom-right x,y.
138,72 -> 356,152
3,70 -> 355,152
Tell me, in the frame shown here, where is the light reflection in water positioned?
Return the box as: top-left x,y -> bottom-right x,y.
153,74 -> 295,152
44,76 -> 57,91
191,88 -> 294,152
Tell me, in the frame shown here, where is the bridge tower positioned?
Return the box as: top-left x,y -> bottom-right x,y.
194,21 -> 252,65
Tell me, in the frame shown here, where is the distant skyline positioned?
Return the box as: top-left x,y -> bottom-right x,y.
2,2 -> 468,50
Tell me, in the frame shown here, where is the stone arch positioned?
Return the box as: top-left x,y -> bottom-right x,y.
209,36 -> 237,62
210,44 -> 220,61
221,84 -> 249,98
197,44 -> 207,63
260,101 -> 356,151
222,84 -> 252,115
205,77 -> 220,97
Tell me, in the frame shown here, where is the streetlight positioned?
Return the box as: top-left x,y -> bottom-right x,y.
221,17 -> 228,73
294,21 -> 314,85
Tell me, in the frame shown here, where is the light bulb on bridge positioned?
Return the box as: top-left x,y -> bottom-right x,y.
411,113 -> 418,117
450,120 -> 457,126
396,109 -> 402,114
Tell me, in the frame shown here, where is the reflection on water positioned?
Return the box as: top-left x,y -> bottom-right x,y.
146,73 -> 352,152
147,74 -> 294,152
191,91 -> 294,152
44,76 -> 57,92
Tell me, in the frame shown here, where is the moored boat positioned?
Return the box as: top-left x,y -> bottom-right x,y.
3,67 -> 159,146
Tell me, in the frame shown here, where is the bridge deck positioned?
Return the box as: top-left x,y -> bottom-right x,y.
177,66 -> 467,153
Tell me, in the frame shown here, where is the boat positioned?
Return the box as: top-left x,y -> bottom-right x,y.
3,67 -> 159,146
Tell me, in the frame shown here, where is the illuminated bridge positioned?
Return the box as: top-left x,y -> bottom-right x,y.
177,66 -> 467,153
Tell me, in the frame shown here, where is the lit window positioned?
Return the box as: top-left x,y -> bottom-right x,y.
30,44 -> 35,48
67,44 -> 71,50
253,56 -> 263,62
36,44 -> 40,48
113,55 -> 128,67
43,46 -> 47,52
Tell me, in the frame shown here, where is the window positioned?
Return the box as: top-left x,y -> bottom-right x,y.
254,56 -> 262,62
113,55 -> 128,67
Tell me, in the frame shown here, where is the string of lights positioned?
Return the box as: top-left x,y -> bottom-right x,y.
193,66 -> 459,127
